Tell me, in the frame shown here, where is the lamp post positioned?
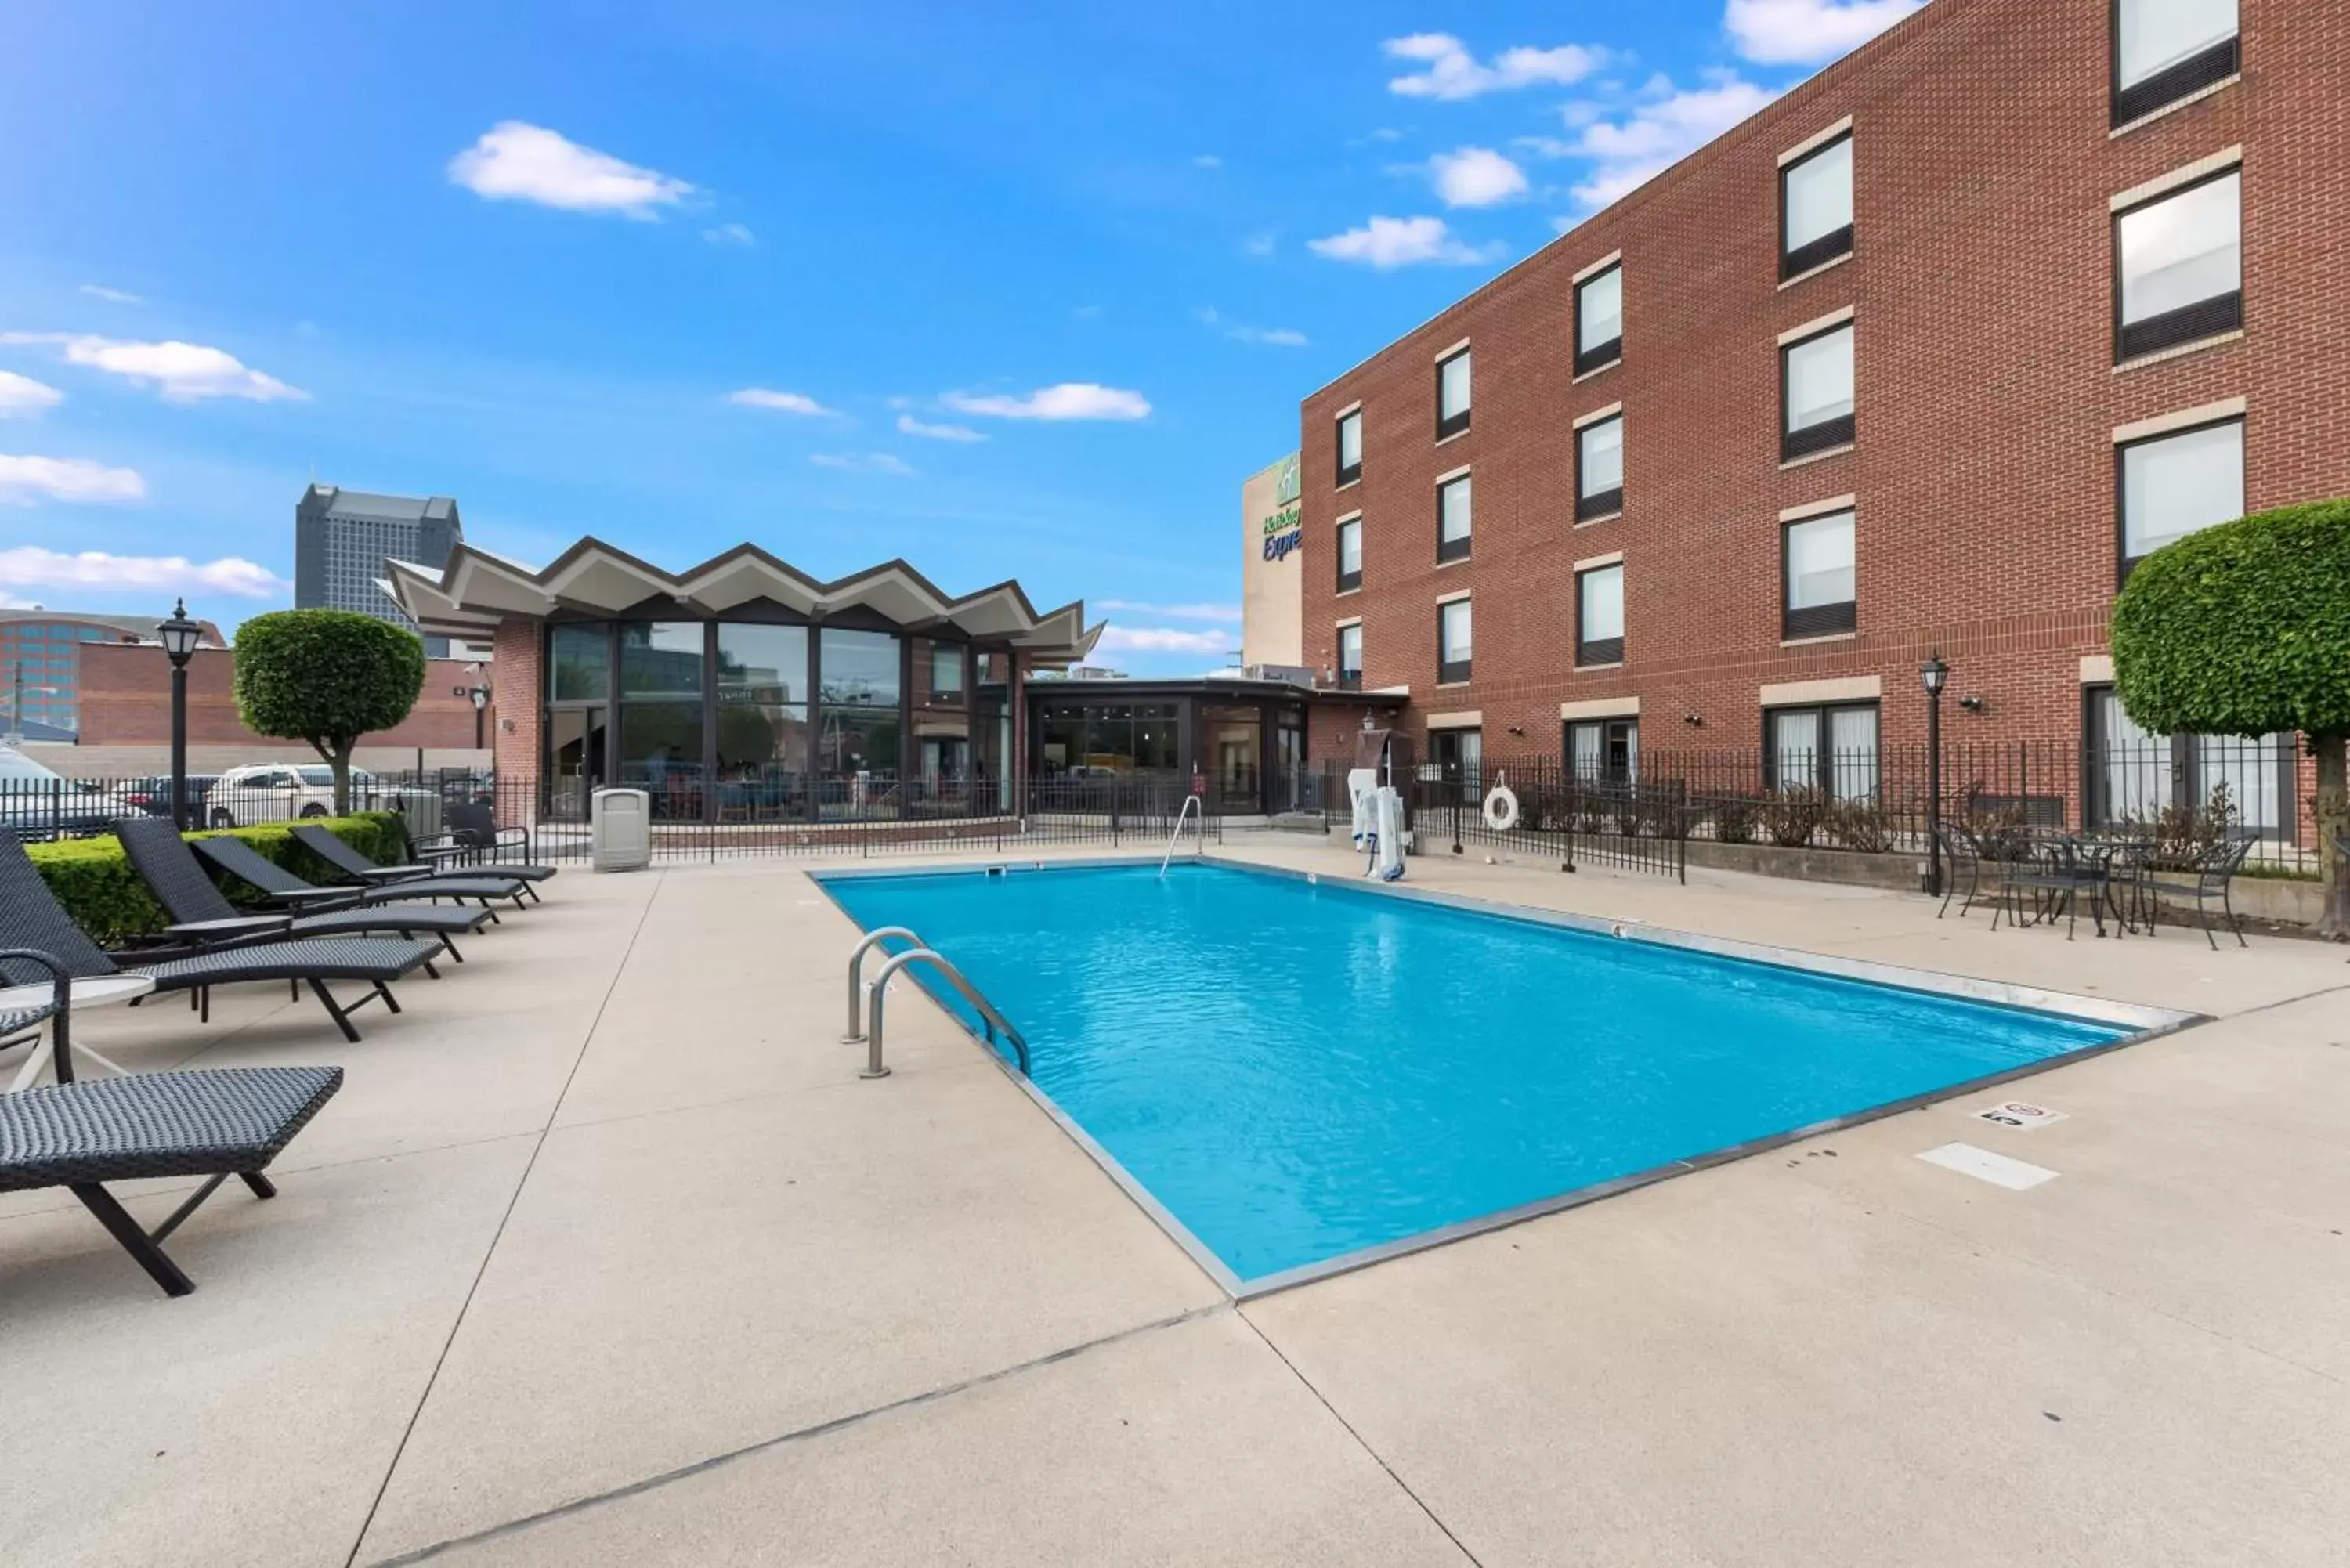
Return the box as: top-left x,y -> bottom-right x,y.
157,600 -> 201,830
1920,654 -> 1949,897
469,677 -> 490,750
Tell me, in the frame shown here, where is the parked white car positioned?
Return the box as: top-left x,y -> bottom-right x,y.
206,764 -> 434,829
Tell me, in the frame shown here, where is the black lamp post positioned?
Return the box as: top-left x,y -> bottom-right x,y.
157,600 -> 201,830
1921,654 -> 1950,896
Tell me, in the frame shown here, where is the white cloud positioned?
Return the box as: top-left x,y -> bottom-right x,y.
0,544 -> 284,596
728,387 -> 835,416
1239,232 -> 1277,258
1095,626 -> 1233,656
703,222 -> 756,246
1,332 -> 306,403
1195,307 -> 1309,348
808,452 -> 915,475
896,414 -> 986,443
78,284 -> 143,305
1307,215 -> 1505,269
1192,154 -> 1223,169
1725,0 -> 1924,65
0,455 -> 148,505
1094,599 -> 1242,623
1428,146 -> 1529,208
447,121 -> 695,218
941,383 -> 1152,421
1384,33 -> 1611,99
1567,74 -> 1781,208
0,371 -> 63,418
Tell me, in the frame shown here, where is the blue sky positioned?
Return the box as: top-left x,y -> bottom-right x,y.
0,0 -> 1917,672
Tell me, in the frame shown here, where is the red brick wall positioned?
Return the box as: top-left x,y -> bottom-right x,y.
492,615 -> 542,786
76,643 -> 491,750
1299,0 -> 2348,817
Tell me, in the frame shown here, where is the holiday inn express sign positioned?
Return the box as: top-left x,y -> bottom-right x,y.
1241,450 -> 1303,667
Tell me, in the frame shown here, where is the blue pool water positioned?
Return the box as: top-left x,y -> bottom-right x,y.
819,862 -> 2128,1286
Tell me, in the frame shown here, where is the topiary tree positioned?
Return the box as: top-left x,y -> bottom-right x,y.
233,610 -> 428,815
2111,498 -> 2350,939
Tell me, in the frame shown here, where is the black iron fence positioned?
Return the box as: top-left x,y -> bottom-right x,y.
1274,733 -> 2321,878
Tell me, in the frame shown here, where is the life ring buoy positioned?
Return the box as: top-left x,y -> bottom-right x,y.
1483,782 -> 1520,832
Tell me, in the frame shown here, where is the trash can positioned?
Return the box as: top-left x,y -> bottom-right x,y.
591,787 -> 651,873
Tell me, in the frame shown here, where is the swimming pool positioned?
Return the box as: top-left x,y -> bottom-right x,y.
817,860 -> 2190,1293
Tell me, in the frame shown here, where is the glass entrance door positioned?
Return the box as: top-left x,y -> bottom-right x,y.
548,706 -> 607,821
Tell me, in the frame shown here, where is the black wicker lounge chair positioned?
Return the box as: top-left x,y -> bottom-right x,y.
0,947 -> 342,1296
0,835 -> 439,1042
289,824 -> 533,909
117,818 -> 491,963
444,803 -> 560,893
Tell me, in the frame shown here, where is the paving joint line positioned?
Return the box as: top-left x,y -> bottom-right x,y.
360,1302 -> 1231,1566
341,871 -> 671,1568
1235,1306 -> 1488,1568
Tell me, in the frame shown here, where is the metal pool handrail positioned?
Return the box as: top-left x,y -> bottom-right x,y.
1159,793 -> 1204,878
843,926 -> 921,1044
862,948 -> 1032,1080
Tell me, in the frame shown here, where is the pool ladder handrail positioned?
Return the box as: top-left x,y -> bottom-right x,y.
843,926 -> 921,1045
1159,793 -> 1205,878
860,948 -> 1031,1080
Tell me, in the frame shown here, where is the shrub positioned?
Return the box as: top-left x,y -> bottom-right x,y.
2129,782 -> 2239,871
2112,497 -> 2350,935
27,812 -> 406,948
1827,799 -> 1898,854
1760,786 -> 1828,848
1710,793 -> 1761,845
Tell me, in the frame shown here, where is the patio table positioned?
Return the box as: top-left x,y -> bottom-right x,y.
1,973 -> 156,1092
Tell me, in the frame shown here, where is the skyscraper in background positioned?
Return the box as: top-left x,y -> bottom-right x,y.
295,485 -> 465,656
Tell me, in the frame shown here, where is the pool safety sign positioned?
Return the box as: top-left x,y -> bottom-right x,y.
1972,1099 -> 2069,1132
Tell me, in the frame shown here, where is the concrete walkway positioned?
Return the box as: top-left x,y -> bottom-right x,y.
3,839 -> 2345,1566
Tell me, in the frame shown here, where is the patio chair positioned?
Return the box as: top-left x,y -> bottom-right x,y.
116,818 -> 491,963
192,832 -> 516,930
0,834 -> 439,1043
1991,833 -> 2113,941
2143,829 -> 2258,950
1935,823 -> 1990,919
443,802 -> 560,894
0,946 -> 342,1297
288,824 -> 534,910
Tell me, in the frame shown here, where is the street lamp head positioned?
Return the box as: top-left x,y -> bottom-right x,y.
1919,655 -> 1949,695
470,685 -> 489,712
157,599 -> 201,665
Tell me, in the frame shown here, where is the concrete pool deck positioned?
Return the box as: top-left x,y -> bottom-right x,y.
3,836 -> 2345,1565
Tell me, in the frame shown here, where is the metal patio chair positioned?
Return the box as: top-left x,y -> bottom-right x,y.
443,803 -> 561,893
2142,829 -> 2258,949
1,947 -> 342,1297
1935,822 -> 1991,919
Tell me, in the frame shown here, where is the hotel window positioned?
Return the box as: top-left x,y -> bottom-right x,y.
1780,132 -> 1853,280
1575,563 -> 1624,667
1436,347 -> 1471,440
2084,685 -> 2292,840
2113,0 -> 2238,126
1782,508 -> 1856,638
1336,516 -> 1363,593
2119,415 -> 2243,573
1336,407 -> 1363,486
1437,471 -> 1473,564
1574,264 -> 1623,375
1567,718 -> 1637,786
1336,623 -> 1364,689
1781,321 -> 1855,460
1576,414 -> 1624,522
1437,598 -> 1472,685
927,641 -> 966,698
1766,702 -> 1878,801
2114,166 -> 2240,360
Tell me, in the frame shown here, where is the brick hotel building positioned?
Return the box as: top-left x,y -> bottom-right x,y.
1298,0 -> 2345,843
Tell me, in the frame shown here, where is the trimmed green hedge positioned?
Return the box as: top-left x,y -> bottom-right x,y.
28,811 -> 407,948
